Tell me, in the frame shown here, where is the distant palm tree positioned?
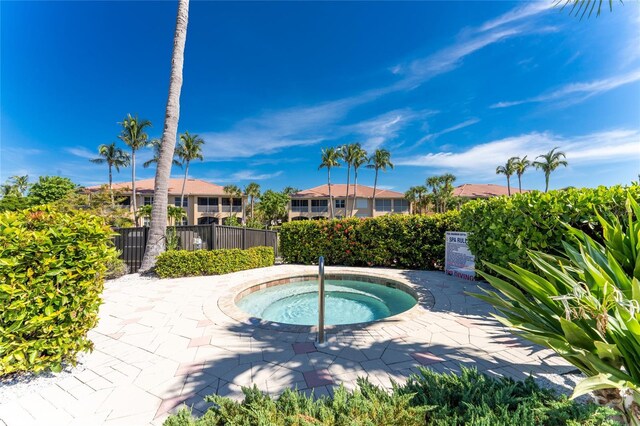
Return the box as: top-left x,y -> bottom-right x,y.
143,138 -> 182,169
90,143 -> 130,205
224,184 -> 243,223
496,157 -> 517,196
244,182 -> 261,219
119,114 -> 152,226
139,0 -> 189,273
319,147 -> 342,218
342,143 -> 361,216
405,185 -> 430,214
533,147 -> 568,192
9,175 -> 30,197
512,156 -> 531,194
176,131 -> 205,208
366,149 -> 393,212
282,186 -> 299,196
351,146 -> 369,217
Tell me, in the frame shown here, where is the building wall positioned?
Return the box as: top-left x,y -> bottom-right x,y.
288,197 -> 410,221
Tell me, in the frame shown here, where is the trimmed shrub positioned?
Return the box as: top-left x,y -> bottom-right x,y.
0,207 -> 117,375
105,255 -> 129,280
280,211 -> 460,269
164,367 -> 617,425
154,246 -> 275,278
459,185 -> 639,272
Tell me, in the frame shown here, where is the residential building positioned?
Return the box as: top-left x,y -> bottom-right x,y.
86,178 -> 246,226
452,183 -> 530,199
288,184 -> 409,220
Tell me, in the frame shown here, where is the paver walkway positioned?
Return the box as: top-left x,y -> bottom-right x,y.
0,266 -> 580,425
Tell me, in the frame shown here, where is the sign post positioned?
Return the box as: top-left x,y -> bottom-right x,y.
444,231 -> 475,281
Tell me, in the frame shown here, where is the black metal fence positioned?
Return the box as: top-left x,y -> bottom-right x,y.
112,224 -> 279,273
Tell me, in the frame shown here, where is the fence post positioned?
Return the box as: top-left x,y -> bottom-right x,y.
264,229 -> 267,246
209,224 -> 214,250
242,227 -> 247,249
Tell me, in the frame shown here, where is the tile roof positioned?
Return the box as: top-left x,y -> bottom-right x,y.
452,183 -> 530,198
86,178 -> 228,196
293,184 -> 405,199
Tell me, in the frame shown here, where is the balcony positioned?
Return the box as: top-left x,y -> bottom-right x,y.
221,206 -> 242,213
198,206 -> 219,213
311,207 -> 328,213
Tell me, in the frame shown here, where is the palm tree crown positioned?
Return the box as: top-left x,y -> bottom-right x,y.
350,146 -> 369,217
512,156 -> 531,193
244,182 -> 261,219
176,131 -> 205,208
144,139 -> 182,169
533,147 -> 568,192
9,175 -> 30,196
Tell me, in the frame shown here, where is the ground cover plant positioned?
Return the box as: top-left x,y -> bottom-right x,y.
0,206 -> 116,375
460,185 -> 639,273
474,194 -> 640,424
154,246 -> 275,278
280,211 -> 460,269
164,367 -> 618,426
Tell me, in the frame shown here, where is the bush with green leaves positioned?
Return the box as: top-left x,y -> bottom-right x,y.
104,255 -> 129,280
165,367 -> 617,426
280,211 -> 460,269
473,194 -> 640,424
460,185 -> 639,272
0,207 -> 117,375
155,246 -> 275,278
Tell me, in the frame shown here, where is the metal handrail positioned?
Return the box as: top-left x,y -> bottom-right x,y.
318,256 -> 325,344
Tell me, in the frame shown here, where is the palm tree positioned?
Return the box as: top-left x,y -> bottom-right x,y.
556,0 -> 621,19
533,147 -> 568,192
405,185 -> 430,214
318,147 -> 342,219
512,156 -> 531,194
9,175 -> 29,197
119,113 -> 152,226
138,0 -> 189,273
426,176 -> 443,213
440,173 -> 456,212
282,186 -> 299,196
143,138 -> 182,169
224,184 -> 243,223
175,131 -> 204,208
351,146 -> 369,217
495,157 -> 517,196
244,182 -> 261,219
342,143 -> 360,217
90,143 -> 130,205
366,149 -> 393,211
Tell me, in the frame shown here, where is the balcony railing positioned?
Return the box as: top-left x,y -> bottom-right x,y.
198,206 -> 219,213
221,206 -> 242,212
311,207 -> 328,213
291,206 -> 308,212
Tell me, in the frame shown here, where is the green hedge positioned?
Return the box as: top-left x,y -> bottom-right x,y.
164,367 -> 616,425
0,207 -> 116,375
280,212 -> 460,269
155,246 -> 275,278
460,185 -> 639,272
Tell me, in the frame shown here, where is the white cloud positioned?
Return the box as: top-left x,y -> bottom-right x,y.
66,147 -> 97,160
479,2 -> 551,32
491,69 -> 640,109
395,129 -> 640,178
412,118 -> 480,148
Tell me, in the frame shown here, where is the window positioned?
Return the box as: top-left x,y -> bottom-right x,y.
143,196 -> 154,205
291,199 -> 308,212
177,217 -> 188,226
311,199 -> 328,213
232,198 -> 242,212
375,199 -> 392,212
356,198 -> 368,209
119,196 -> 131,207
393,199 -> 409,212
335,199 -> 345,209
174,197 -> 188,207
197,197 -> 218,212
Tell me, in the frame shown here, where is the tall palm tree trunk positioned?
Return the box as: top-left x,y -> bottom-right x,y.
345,165 -> 351,218
507,176 -> 511,196
518,175 -> 522,193
545,173 -> 550,192
140,0 -> 189,273
131,151 -> 138,226
352,170 -> 359,217
372,168 -> 379,214
328,168 -> 334,219
250,197 -> 254,219
180,160 -> 189,208
108,163 -> 114,206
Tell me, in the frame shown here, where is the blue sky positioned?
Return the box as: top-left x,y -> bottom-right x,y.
2,1 -> 639,193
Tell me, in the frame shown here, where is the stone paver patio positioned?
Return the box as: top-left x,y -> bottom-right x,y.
0,265 -> 581,425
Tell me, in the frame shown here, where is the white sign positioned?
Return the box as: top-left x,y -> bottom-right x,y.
445,231 -> 475,281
